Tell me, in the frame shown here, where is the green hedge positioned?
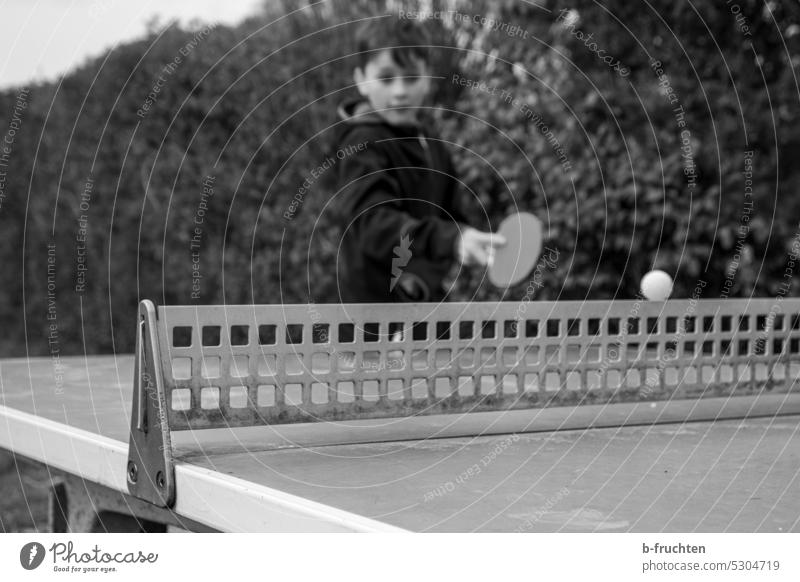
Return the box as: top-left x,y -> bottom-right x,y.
1,0 -> 798,356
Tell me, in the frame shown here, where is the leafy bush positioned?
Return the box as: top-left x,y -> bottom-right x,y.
1,0 -> 798,356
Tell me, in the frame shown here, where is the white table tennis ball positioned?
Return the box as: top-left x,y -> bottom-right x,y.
641,270 -> 673,301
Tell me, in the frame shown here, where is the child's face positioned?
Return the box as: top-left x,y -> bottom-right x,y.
354,49 -> 431,125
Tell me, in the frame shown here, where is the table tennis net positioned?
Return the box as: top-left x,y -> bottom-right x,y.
148,300 -> 800,430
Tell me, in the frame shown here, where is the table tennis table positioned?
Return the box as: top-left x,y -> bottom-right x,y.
1,299 -> 799,532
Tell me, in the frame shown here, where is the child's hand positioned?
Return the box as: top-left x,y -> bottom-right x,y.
456,227 -> 507,267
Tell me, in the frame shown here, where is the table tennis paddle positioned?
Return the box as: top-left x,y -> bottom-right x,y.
487,211 -> 543,288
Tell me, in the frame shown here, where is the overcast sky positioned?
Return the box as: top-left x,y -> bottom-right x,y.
0,0 -> 263,90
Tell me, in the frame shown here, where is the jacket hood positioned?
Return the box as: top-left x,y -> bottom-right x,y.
337,99 -> 425,132
337,99 -> 387,125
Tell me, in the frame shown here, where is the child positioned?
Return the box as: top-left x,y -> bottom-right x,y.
332,15 -> 503,303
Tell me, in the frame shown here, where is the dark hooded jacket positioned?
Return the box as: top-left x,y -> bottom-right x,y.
331,100 -> 470,303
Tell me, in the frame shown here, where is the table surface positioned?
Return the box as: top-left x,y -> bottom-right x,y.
1,355 -> 799,532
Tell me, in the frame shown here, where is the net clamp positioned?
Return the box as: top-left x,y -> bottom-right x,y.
127,299 -> 175,508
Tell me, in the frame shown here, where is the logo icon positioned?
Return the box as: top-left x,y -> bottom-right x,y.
390,233 -> 413,292
20,542 -> 46,570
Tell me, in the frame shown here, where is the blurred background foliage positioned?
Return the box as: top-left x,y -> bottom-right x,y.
1,0 -> 799,356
